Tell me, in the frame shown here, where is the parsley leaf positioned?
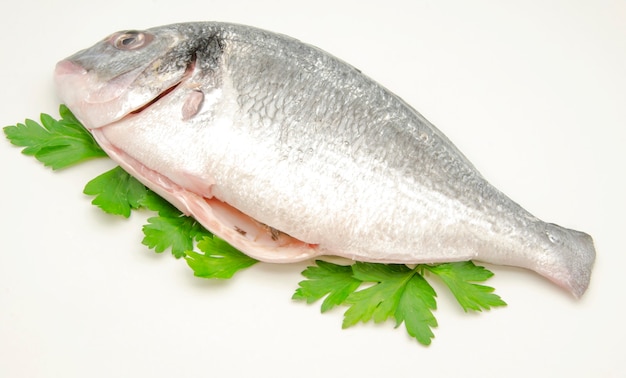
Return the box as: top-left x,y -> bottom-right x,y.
393,272 -> 438,345
142,215 -> 211,258
293,261 -> 504,345
138,190 -> 180,216
82,167 -> 213,258
3,105 -> 106,169
343,263 -> 438,345
139,191 -> 213,258
83,166 -> 148,217
292,260 -> 361,312
185,236 -> 258,279
425,262 -> 507,312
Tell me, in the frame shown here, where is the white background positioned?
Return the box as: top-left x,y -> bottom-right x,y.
1,1 -> 624,377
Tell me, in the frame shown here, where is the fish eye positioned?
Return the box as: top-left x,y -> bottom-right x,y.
111,31 -> 153,50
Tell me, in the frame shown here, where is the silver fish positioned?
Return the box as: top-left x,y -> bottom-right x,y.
54,22 -> 595,297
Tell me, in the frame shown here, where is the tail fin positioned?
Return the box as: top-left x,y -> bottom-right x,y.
538,224 -> 596,298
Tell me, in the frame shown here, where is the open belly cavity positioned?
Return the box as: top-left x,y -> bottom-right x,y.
204,196 -> 317,251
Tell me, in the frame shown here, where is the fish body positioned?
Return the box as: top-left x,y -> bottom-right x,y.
54,22 -> 595,297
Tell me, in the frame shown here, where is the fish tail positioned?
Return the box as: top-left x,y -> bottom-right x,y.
539,224 -> 596,298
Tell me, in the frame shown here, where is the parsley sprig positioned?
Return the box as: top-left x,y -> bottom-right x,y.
3,106 -> 506,345
293,260 -> 504,345
81,165 -> 254,275
3,105 -> 106,169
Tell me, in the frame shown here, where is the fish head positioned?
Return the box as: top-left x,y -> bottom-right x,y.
54,25 -> 196,128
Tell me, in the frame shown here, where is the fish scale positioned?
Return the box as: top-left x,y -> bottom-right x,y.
53,22 -> 595,297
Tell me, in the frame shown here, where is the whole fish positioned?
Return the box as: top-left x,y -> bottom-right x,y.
54,22 -> 595,297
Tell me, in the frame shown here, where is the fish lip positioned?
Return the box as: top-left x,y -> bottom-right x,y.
55,59 -> 87,76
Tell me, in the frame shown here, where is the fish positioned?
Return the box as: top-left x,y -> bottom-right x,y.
54,22 -> 595,297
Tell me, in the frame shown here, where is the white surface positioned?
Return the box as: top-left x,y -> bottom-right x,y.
1,1 -> 624,377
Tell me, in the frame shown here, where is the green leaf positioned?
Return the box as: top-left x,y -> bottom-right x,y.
83,166 -> 148,217
425,262 -> 507,312
138,190 -> 181,217
58,104 -> 81,125
343,263 -> 438,345
136,189 -> 212,257
292,260 -> 362,312
394,272 -> 438,345
185,236 -> 258,279
3,105 -> 106,169
142,214 -> 212,258
343,264 -> 409,325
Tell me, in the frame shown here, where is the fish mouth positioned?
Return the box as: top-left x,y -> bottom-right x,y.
54,56 -> 195,129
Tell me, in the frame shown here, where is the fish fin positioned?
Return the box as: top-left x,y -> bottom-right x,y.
181,90 -> 204,120
540,224 -> 596,298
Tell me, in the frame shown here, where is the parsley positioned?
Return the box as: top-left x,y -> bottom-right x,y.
343,263 -> 438,345
292,260 -> 361,312
83,166 -> 148,217
83,167 -> 212,258
4,105 -> 507,346
3,105 -> 106,169
425,261 -> 506,312
140,191 -> 212,258
293,260 -> 505,345
185,237 -> 258,279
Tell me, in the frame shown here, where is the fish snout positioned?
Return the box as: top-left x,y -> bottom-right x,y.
53,58 -> 144,129
54,59 -> 97,128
